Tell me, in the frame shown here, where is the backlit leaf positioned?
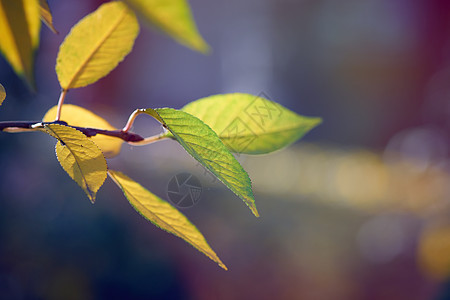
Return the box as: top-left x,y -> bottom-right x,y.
0,0 -> 41,87
109,170 -> 227,270
124,0 -> 209,53
44,124 -> 107,203
56,1 -> 139,90
182,93 -> 322,154
0,84 -> 5,106
43,104 -> 122,158
144,108 -> 258,217
39,0 -> 57,33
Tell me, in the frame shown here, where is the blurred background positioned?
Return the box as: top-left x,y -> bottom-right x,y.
1,0 -> 450,299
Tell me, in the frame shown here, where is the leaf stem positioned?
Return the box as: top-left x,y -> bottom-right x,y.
122,109 -> 146,132
127,133 -> 169,146
55,89 -> 68,121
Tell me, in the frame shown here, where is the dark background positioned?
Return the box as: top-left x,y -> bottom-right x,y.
0,0 -> 449,299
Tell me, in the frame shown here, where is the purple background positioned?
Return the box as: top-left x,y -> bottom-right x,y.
0,0 -> 449,299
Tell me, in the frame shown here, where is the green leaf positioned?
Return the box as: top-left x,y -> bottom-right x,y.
0,0 -> 41,88
56,1 -> 139,90
124,0 -> 209,53
182,93 -> 322,154
144,108 -> 258,217
44,124 -> 107,203
39,0 -> 57,33
109,170 -> 227,270
0,83 -> 5,106
43,104 -> 123,158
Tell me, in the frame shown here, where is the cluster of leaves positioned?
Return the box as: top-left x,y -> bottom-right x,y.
0,1 -> 321,269
0,0 -> 208,88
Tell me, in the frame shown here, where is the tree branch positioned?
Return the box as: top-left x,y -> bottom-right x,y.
0,120 -> 146,143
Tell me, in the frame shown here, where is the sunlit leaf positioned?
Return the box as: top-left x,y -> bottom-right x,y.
418,224 -> 450,280
43,104 -> 122,158
144,108 -> 258,217
124,0 -> 209,53
0,84 -> 5,106
44,124 -> 107,203
109,170 -> 227,270
0,0 -> 41,87
56,1 -> 139,90
39,0 -> 57,33
182,93 -> 322,154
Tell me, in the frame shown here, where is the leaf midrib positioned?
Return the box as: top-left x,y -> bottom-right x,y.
156,109 -> 256,215
64,5 -> 127,89
217,122 -> 318,140
46,126 -> 94,200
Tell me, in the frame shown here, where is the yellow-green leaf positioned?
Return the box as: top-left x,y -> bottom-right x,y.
39,0 -> 57,33
0,0 -> 41,87
44,124 -> 107,203
56,1 -> 139,90
0,84 -> 5,106
182,93 -> 322,154
124,0 -> 209,53
43,104 -> 123,158
25,0 -> 40,49
109,170 -> 227,270
144,108 -> 258,217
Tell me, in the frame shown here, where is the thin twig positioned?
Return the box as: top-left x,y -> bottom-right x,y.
0,120 -> 146,143
0,121 -> 46,130
122,109 -> 146,132
55,89 -> 68,121
0,106 -> 172,145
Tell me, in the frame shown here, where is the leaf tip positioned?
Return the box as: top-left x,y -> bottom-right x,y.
303,116 -> 323,133
219,261 -> 228,271
47,23 -> 59,34
81,176 -> 98,204
312,117 -> 323,126
245,192 -> 259,217
251,207 -> 260,218
88,193 -> 96,204
246,196 -> 260,217
197,41 -> 211,55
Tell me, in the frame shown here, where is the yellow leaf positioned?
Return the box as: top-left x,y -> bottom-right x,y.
124,0 -> 209,53
109,170 -> 227,270
39,0 -> 57,33
56,1 -> 139,90
25,0 -> 41,49
43,104 -> 123,158
44,124 -> 108,203
0,0 -> 41,87
0,83 -> 5,106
